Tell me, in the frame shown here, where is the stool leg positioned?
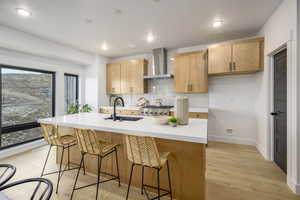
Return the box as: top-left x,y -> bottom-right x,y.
167,161 -> 173,200
114,147 -> 121,187
67,145 -> 70,170
82,154 -> 86,175
70,153 -> 84,200
126,164 -> 135,200
96,155 -> 102,200
41,145 -> 52,177
157,168 -> 160,200
56,146 -> 65,194
141,166 -> 145,194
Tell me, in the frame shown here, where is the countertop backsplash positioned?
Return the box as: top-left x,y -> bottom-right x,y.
118,78 -> 209,107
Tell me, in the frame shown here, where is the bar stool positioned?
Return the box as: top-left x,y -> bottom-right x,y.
40,123 -> 85,194
70,128 -> 121,200
125,135 -> 173,200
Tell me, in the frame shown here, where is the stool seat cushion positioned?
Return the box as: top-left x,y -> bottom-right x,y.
60,135 -> 77,146
100,142 -> 118,154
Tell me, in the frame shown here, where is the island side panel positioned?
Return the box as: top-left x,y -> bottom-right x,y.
57,129 -> 206,200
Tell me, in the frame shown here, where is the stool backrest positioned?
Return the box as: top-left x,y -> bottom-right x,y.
40,123 -> 61,146
125,135 -> 161,167
73,128 -> 104,155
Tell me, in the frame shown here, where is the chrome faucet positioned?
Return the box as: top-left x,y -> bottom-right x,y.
113,97 -> 125,121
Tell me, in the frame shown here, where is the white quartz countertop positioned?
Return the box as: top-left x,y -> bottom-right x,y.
38,113 -> 207,144
100,106 -> 209,113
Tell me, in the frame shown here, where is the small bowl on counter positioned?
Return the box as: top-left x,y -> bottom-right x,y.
153,116 -> 169,125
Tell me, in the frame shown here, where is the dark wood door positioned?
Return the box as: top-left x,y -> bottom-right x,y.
273,49 -> 287,173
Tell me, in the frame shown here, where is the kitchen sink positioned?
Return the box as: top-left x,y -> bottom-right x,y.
105,115 -> 143,121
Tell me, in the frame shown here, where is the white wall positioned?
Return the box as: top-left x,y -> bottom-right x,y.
0,47 -> 86,116
85,55 -> 110,111
208,75 -> 258,145
256,0 -> 299,194
0,25 -> 94,66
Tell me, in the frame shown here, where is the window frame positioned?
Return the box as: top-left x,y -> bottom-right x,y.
0,64 -> 56,150
64,73 -> 79,113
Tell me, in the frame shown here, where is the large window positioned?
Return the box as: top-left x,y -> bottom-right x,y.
0,65 -> 55,149
64,73 -> 78,113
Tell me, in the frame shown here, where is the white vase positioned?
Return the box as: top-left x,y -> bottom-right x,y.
174,96 -> 189,125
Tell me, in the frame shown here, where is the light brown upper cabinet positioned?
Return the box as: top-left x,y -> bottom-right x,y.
208,38 -> 264,75
107,59 -> 147,94
174,50 -> 208,93
106,63 -> 121,94
208,43 -> 232,74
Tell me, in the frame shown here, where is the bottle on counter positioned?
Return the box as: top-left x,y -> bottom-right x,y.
174,96 -> 189,125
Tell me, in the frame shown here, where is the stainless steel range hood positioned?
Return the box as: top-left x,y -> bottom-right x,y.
144,48 -> 173,79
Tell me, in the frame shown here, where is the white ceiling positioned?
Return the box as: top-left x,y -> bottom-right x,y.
0,0 -> 282,58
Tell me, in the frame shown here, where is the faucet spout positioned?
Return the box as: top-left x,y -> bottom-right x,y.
113,97 -> 125,121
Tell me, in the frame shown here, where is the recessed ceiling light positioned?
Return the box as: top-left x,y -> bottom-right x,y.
101,43 -> 108,51
170,57 -> 175,61
147,33 -> 154,43
16,8 -> 31,17
212,20 -> 224,28
113,9 -> 123,15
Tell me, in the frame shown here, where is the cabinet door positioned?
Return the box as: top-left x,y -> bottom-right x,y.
208,44 -> 232,75
120,59 -> 147,94
120,61 -> 132,94
232,40 -> 261,72
189,51 -> 208,93
106,63 -> 121,94
131,59 -> 145,94
174,54 -> 190,93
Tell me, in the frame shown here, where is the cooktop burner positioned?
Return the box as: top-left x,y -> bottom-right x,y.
140,105 -> 173,116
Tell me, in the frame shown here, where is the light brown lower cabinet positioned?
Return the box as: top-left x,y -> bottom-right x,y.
100,109 -> 208,119
57,128 -> 206,200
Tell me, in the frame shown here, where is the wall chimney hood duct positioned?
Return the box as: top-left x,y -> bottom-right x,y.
144,48 -> 173,79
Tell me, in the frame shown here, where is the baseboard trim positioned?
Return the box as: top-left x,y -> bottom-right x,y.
256,143 -> 269,160
0,139 -> 47,160
208,135 -> 256,146
288,178 -> 300,195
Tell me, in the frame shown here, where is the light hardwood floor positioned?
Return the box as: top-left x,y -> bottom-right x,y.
1,142 -> 299,200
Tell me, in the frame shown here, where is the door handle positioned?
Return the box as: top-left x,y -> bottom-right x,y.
271,111 -> 284,116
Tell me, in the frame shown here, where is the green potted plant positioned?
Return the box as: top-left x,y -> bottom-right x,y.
67,101 -> 92,114
168,117 -> 178,127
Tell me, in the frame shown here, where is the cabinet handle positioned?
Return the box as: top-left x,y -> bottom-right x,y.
187,84 -> 192,92
233,62 -> 236,71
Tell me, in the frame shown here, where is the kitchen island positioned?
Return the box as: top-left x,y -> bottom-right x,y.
38,113 -> 207,200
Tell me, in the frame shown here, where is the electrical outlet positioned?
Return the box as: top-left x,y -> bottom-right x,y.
226,129 -> 233,136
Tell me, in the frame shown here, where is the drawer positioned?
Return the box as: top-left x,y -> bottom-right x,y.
170,111 -> 208,119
